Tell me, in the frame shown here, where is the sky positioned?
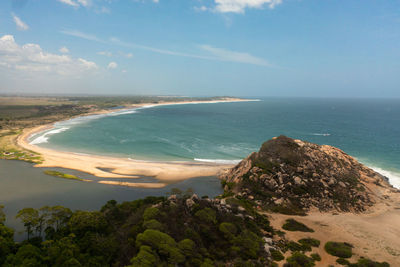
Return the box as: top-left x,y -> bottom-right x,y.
0,0 -> 399,97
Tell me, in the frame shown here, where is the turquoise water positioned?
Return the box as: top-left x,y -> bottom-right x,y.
32,98 -> 400,188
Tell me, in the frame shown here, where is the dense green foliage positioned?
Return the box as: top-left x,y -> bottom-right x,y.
282,219 -> 314,232
324,241 -> 353,258
0,195 -> 275,266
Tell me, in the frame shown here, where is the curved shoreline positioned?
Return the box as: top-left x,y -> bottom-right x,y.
16,98 -> 253,188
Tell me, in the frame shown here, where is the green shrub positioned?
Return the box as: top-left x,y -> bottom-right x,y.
143,207 -> 160,221
143,219 -> 163,231
298,238 -> 320,247
351,257 -> 390,267
336,258 -> 350,265
270,249 -> 284,261
285,252 -> 315,267
282,219 -> 314,232
324,242 -> 353,258
310,253 -> 321,261
194,208 -> 217,224
287,241 -> 311,252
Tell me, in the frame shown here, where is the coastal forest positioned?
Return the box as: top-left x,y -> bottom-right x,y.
0,193 -> 275,267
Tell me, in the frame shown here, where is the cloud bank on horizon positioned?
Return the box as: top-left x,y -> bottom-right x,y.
0,0 -> 399,97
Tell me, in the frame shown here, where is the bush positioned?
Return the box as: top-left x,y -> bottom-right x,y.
287,241 -> 311,252
298,238 -> 320,247
336,258 -> 350,265
351,257 -> 390,267
194,208 -> 217,224
270,249 -> 284,261
282,219 -> 314,232
310,253 -> 321,261
143,207 -> 160,221
284,252 -> 315,267
324,242 -> 353,258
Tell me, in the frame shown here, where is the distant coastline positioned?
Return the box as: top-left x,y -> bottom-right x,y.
16,97 -> 257,188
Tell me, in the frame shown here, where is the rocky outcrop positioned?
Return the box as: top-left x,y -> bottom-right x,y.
220,135 -> 396,213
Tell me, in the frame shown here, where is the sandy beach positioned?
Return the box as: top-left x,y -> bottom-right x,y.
267,186 -> 400,266
16,98 -> 251,188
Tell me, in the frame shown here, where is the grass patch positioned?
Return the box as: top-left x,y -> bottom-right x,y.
282,219 -> 314,232
298,238 -> 320,248
324,241 -> 353,258
44,170 -> 83,181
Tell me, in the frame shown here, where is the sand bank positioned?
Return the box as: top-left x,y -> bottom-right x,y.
16,98 -> 251,188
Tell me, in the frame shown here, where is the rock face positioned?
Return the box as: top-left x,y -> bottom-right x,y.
220,135 -> 394,213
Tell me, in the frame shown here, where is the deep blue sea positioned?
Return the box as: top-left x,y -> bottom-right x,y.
31,98 -> 400,188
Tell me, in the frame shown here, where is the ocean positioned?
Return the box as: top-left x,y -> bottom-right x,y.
31,97 -> 400,188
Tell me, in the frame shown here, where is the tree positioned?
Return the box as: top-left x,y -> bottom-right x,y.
68,211 -> 107,236
16,208 -> 39,240
0,205 -> 5,224
129,245 -> 160,267
135,229 -> 185,264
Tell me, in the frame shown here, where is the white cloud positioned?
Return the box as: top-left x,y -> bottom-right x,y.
199,44 -> 271,66
57,0 -> 92,8
62,30 -> 272,67
11,13 -> 29,31
98,51 -> 112,57
61,30 -> 103,42
213,0 -> 282,13
77,0 -> 91,7
194,6 -> 208,12
95,6 -> 111,14
134,0 -> 159,3
107,62 -> 118,69
0,35 -> 98,76
58,0 -> 79,7
59,46 -> 70,53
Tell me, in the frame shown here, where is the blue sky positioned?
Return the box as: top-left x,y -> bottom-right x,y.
0,0 -> 399,97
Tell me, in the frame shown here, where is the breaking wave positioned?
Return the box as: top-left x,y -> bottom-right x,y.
194,158 -> 242,164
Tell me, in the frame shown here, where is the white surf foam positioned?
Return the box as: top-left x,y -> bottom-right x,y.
311,133 -> 331,136
194,158 -> 242,164
30,127 -> 70,145
368,166 -> 400,189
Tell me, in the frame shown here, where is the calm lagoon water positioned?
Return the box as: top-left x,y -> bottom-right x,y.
0,160 -> 222,240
